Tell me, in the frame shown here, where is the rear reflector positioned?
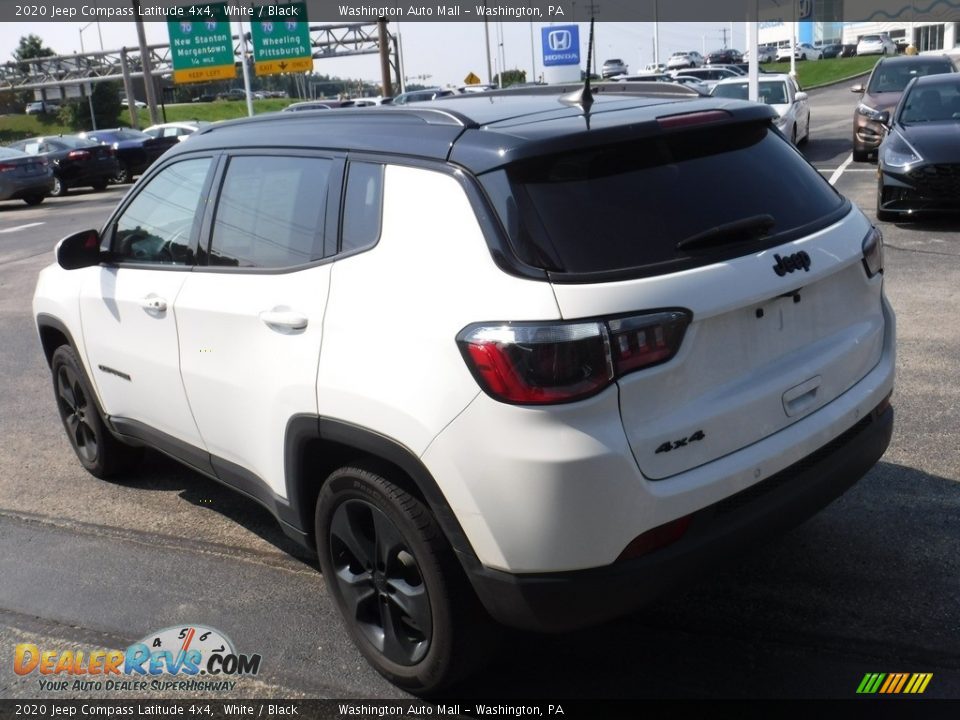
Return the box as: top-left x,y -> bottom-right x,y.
458,310 -> 691,405
617,515 -> 693,562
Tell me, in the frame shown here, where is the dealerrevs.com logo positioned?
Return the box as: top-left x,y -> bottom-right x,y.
14,625 -> 262,693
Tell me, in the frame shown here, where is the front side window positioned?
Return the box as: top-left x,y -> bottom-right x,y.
112,158 -> 211,265
208,155 -> 332,268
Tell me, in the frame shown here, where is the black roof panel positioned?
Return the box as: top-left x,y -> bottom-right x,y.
172,89 -> 777,174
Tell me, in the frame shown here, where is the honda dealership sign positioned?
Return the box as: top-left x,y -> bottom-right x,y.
541,24 -> 581,83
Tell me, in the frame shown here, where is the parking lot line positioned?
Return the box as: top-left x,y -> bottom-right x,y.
0,222 -> 44,235
828,154 -> 854,186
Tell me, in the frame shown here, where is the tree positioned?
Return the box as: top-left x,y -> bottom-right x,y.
13,34 -> 54,71
493,69 -> 527,88
59,81 -> 122,131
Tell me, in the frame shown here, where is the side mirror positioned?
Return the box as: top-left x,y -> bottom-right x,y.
877,110 -> 891,127
56,229 -> 102,270
795,91 -> 808,102
851,84 -> 865,93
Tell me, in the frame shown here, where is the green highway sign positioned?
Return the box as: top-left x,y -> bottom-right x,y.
250,2 -> 312,76
167,3 -> 236,84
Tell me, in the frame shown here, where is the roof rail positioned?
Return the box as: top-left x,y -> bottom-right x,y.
197,105 -> 473,137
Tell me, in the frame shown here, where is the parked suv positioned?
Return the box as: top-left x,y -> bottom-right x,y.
34,87 -> 895,693
851,54 -> 957,161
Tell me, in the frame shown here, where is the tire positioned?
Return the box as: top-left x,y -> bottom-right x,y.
50,345 -> 143,479
853,145 -> 870,162
791,125 -> 797,145
22,194 -> 45,206
799,113 -> 811,145
315,464 -> 499,694
92,179 -> 108,192
112,163 -> 131,184
50,175 -> 67,197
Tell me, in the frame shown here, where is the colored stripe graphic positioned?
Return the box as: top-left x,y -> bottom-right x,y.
857,672 -> 933,694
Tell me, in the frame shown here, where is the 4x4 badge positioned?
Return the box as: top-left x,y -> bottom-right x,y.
773,251 -> 812,276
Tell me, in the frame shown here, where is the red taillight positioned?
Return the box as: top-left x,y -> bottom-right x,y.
66,150 -> 90,160
0,163 -> 15,173
608,311 -> 690,376
458,311 -> 691,405
657,110 -> 730,130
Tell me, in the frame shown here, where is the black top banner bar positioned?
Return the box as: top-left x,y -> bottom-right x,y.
3,0 -> 960,23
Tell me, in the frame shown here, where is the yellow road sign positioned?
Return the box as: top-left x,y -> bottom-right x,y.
173,64 -> 236,84
464,72 -> 482,85
255,57 -> 313,76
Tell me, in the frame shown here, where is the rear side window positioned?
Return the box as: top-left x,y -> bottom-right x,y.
209,155 -> 332,268
341,162 -> 384,254
482,123 -> 846,277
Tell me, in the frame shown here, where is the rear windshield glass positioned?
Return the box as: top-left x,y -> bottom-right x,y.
481,123 -> 846,276
868,60 -> 954,93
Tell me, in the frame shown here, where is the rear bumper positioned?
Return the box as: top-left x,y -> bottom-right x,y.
466,401 -> 893,633
0,174 -> 54,200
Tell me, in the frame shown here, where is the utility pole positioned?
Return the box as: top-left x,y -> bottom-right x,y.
237,21 -> 254,117
483,4 -> 493,85
131,0 -> 160,126
378,18 -> 392,97
721,27 -> 728,49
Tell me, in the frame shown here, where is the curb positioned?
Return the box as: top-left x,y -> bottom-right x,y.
805,69 -> 873,91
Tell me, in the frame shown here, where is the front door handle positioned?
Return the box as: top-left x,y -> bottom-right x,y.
259,309 -> 308,331
139,295 -> 167,313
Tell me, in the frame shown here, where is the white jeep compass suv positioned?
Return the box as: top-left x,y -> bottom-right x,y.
34,84 -> 895,693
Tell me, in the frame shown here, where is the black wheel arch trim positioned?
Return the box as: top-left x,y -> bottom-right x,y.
286,415 -> 483,574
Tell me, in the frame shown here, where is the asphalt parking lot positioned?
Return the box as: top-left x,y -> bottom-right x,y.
0,81 -> 958,702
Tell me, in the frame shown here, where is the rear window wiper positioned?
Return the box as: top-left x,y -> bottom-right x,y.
675,214 -> 775,252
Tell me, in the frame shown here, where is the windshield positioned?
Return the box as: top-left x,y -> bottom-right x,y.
481,123 -> 845,277
900,81 -> 960,123
868,60 -> 955,93
712,81 -> 789,105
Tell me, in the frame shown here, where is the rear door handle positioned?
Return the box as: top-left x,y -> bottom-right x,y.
259,309 -> 308,331
139,295 -> 167,313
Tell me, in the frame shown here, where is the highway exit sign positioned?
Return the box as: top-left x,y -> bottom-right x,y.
250,2 -> 312,76
167,3 -> 236,84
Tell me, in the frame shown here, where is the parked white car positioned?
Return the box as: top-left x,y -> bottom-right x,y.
711,73 -> 812,145
777,43 -> 823,61
857,34 -> 898,56
666,51 -> 704,70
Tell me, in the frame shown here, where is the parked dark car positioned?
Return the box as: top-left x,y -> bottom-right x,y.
5,135 -> 117,197
851,54 -> 957,161
877,74 -> 960,220
821,44 -> 843,59
706,48 -> 743,65
216,89 -> 249,101
840,44 -> 858,58
79,128 -> 178,184
0,146 -> 54,205
192,94 -> 217,103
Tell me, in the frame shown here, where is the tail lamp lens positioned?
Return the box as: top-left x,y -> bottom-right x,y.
862,226 -> 884,278
66,150 -> 90,160
458,311 -> 691,405
0,163 -> 15,173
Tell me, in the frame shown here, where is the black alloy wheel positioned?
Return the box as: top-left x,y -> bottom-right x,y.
329,498 -> 432,666
315,464 -> 500,693
50,346 -> 143,478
